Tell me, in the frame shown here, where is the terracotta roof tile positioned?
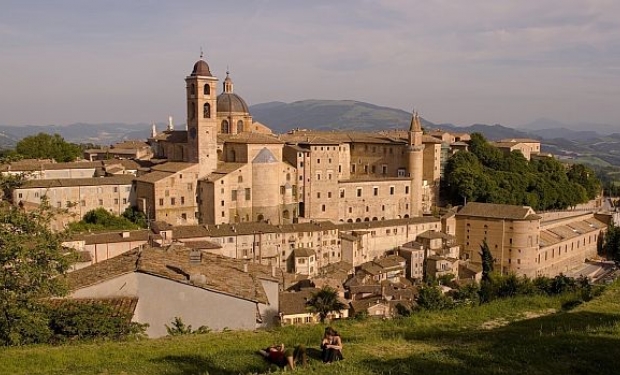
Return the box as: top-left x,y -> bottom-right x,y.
456,202 -> 539,220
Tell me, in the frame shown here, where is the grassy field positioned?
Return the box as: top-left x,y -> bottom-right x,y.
2,285 -> 620,375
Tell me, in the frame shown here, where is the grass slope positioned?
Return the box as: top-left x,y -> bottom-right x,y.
2,285 -> 620,375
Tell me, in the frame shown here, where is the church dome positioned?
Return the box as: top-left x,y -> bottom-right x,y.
191,59 -> 212,77
217,92 -> 250,114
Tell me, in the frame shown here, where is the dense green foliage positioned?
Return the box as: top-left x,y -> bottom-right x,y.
67,208 -> 143,233
600,221 -> 620,264
2,282 -> 620,375
14,133 -> 82,162
306,286 -> 348,323
443,133 -> 601,210
0,203 -> 74,346
122,206 -> 149,228
47,301 -> 147,343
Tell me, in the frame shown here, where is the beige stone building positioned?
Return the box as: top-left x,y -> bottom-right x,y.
139,55 -> 441,227
13,175 -> 135,218
455,202 -> 609,277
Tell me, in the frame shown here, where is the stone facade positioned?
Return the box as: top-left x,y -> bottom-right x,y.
455,202 -> 609,277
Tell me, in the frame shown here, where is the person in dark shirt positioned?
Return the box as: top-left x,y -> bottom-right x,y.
259,343 -> 307,370
321,327 -> 344,363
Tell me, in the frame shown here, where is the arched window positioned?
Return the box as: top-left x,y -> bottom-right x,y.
204,84 -> 210,96
237,120 -> 243,132
283,210 -> 290,219
190,83 -> 196,96
203,103 -> 211,118
257,214 -> 265,222
189,102 -> 195,119
221,120 -> 229,133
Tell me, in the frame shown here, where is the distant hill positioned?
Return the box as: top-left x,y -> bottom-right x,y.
0,123 -> 158,149
521,117 -> 620,136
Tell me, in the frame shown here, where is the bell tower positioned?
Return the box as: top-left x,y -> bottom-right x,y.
408,110 -> 425,216
186,54 -> 219,178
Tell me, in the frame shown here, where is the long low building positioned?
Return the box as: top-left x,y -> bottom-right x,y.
455,202 -> 610,278
13,175 -> 136,218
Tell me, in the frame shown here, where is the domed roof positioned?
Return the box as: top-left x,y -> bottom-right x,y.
217,92 -> 250,114
191,59 -> 212,77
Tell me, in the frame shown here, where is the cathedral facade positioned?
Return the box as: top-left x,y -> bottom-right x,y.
136,56 -> 441,226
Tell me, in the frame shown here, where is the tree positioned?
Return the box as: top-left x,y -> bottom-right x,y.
479,240 -> 494,282
600,222 -> 620,264
416,284 -> 452,310
306,286 -> 347,323
15,133 -> 81,162
67,208 -> 141,233
0,202 -> 75,346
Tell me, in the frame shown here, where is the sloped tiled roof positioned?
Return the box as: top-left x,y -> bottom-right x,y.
293,248 -> 316,258
66,245 -> 279,304
456,202 -> 540,220
19,175 -> 135,189
279,288 -> 318,315
46,297 -> 138,321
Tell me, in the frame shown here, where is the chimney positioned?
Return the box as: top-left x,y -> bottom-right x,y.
189,249 -> 202,263
243,262 -> 248,273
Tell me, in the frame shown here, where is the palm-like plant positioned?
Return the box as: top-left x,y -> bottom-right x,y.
306,286 -> 347,323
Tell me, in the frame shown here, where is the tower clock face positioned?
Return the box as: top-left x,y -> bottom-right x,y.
189,127 -> 197,139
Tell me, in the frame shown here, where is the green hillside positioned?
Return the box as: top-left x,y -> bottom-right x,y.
3,282 -> 620,375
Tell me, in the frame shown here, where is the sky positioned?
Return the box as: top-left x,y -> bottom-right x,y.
1,0 -> 619,128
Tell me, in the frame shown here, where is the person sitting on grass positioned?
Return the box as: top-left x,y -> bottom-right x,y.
258,343 -> 307,370
321,327 -> 344,363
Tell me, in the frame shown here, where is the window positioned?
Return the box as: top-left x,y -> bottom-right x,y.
317,158 -> 321,164
181,196 -> 185,204
122,198 -> 127,204
322,204 -> 326,212
340,189 -> 345,198
187,183 -> 193,191
357,188 -> 362,197
238,175 -> 243,183
203,103 -> 211,118
328,192 -> 332,198
98,199 -> 103,206
221,200 -> 225,207
204,84 -> 210,95
81,200 -> 86,206
405,186 -> 409,194
316,173 -> 321,180
221,120 -> 229,133
171,198 -> 176,205
245,188 -> 251,200
281,186 -> 286,195
113,187 -> 118,193
181,213 -> 187,220
232,190 -> 237,201
114,198 -> 119,205
390,186 -> 395,195
373,187 -> 378,196
317,192 -> 321,199
159,198 -> 164,206
382,165 -> 388,174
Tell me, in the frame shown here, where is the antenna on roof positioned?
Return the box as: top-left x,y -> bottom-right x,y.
200,47 -> 204,59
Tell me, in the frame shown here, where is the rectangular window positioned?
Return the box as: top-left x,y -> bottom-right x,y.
221,200 -> 225,206
245,188 -> 251,200
317,158 -> 320,164
382,165 -> 388,174
322,204 -> 326,212
231,190 -> 237,201
159,198 -> 164,206
280,185 -> 285,195
114,198 -> 119,205
171,197 -> 176,205
357,188 -> 362,197
181,196 -> 185,204
122,198 -> 127,204
113,187 -> 118,193
390,186 -> 395,195
328,191 -> 332,198
81,200 -> 86,206
98,199 -> 103,206
405,186 -> 410,194
373,187 -> 378,196
317,192 -> 321,199
340,189 -> 345,198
